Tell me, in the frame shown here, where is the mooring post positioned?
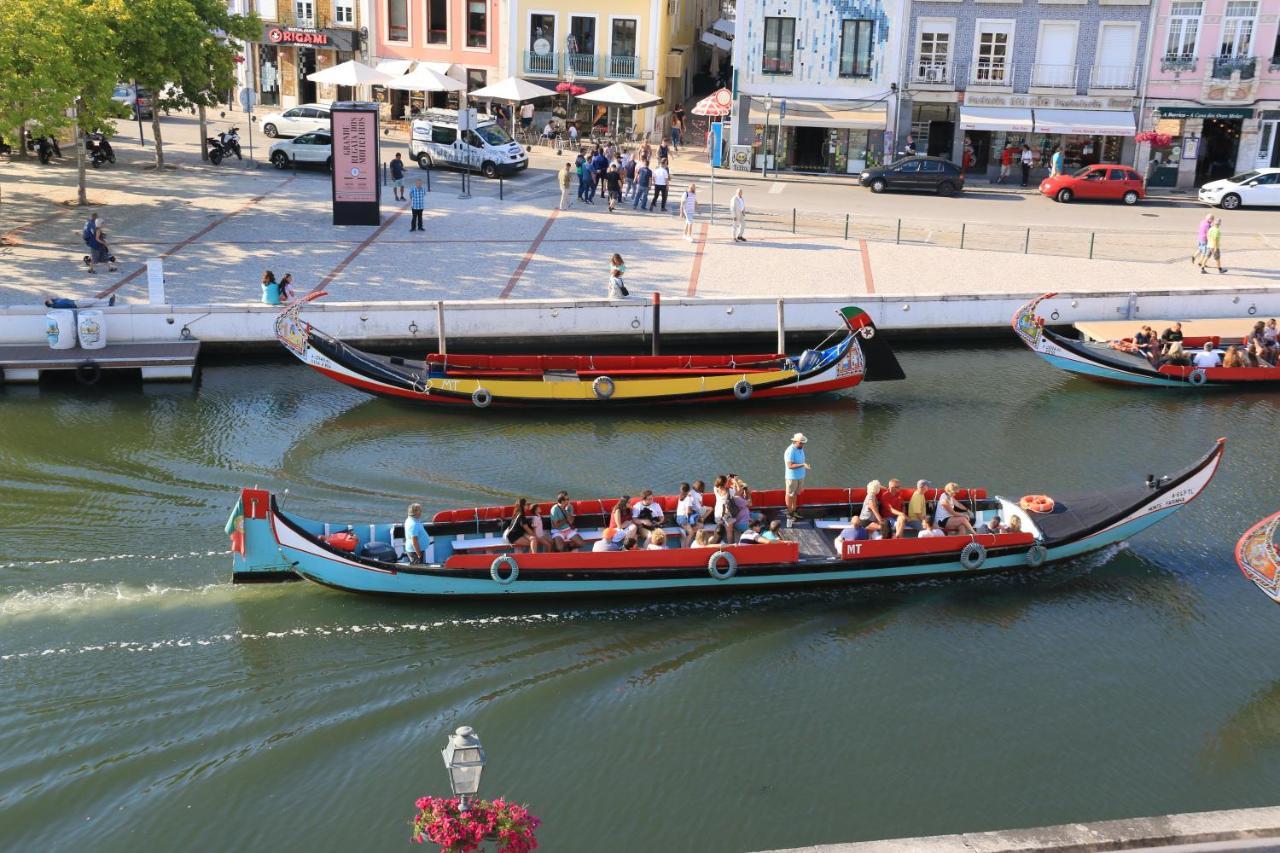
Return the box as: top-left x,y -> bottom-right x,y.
960,222 -> 966,250
844,213 -> 849,241
1024,228 -> 1031,254
896,219 -> 901,244
436,300 -> 447,356
776,299 -> 786,355
1089,232 -> 1096,259
651,291 -> 661,356
499,175 -> 504,201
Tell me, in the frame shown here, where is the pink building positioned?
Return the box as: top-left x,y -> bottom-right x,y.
1138,0 -> 1280,188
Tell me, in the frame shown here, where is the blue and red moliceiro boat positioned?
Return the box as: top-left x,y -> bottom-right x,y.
228,440 -> 1223,598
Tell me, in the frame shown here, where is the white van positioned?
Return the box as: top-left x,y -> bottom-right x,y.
409,109 -> 529,178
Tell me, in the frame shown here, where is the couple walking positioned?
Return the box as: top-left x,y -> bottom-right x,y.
679,186 -> 749,243
1193,214 -> 1227,274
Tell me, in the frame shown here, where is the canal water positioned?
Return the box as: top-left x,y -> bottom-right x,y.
4,346 -> 1280,852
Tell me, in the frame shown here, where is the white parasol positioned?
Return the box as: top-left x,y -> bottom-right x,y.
307,60 -> 393,87
384,65 -> 467,92
578,83 -> 661,139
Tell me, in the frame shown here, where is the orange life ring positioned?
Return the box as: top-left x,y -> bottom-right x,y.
1020,495 -> 1055,514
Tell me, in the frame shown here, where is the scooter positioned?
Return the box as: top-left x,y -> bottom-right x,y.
86,131 -> 115,168
27,134 -> 62,164
206,126 -> 241,165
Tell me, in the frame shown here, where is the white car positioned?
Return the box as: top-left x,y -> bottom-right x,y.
269,131 -> 332,170
1198,168 -> 1280,210
260,103 -> 331,138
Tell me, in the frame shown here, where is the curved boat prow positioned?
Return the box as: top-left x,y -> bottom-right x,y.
276,290 -> 329,360
1236,509 -> 1280,604
229,487 -> 300,583
1012,292 -> 1058,351
841,307 -> 904,382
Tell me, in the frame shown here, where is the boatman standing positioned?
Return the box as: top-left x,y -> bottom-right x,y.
405,502 -> 428,564
784,432 -> 810,522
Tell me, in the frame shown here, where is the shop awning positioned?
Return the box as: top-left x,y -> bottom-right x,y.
1033,109 -> 1135,135
746,97 -> 886,129
959,106 -> 1033,132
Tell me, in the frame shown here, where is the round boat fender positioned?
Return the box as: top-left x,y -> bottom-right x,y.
733,379 -> 753,401
490,554 -> 519,585
859,325 -> 876,340
1019,494 -> 1056,514
75,360 -> 102,386
960,541 -> 986,570
707,550 -> 737,580
1188,369 -> 1207,387
472,387 -> 492,408
1025,544 -> 1047,568
593,376 -> 616,399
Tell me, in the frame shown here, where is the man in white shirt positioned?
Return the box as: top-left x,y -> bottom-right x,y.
730,188 -> 747,242
631,490 -> 665,536
651,162 -> 670,211
520,102 -> 535,131
1019,145 -> 1034,187
1192,342 -> 1221,369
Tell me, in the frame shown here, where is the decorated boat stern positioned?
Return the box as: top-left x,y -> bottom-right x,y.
1236,510 -> 1280,604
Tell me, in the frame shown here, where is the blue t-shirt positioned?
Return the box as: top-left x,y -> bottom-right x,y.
261,282 -> 281,305
48,297 -> 78,309
404,515 -> 429,553
82,219 -> 97,243
784,444 -> 806,480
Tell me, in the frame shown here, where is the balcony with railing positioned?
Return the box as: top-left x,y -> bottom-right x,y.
1031,63 -> 1077,89
523,50 -> 558,76
1268,55 -> 1280,73
968,60 -> 1012,88
1212,55 -> 1257,80
1089,64 -> 1139,91
909,60 -> 955,86
1160,54 -> 1198,73
566,53 -> 597,78
607,54 -> 640,79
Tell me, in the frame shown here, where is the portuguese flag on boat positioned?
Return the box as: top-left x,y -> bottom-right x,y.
225,497 -> 245,556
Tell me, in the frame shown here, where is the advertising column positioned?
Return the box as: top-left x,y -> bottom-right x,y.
331,104 -> 381,226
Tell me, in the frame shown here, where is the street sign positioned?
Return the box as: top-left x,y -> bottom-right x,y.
779,98 -> 786,121
239,88 -> 257,112
710,121 -> 723,168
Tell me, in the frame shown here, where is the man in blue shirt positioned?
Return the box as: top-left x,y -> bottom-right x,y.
590,150 -> 608,198
784,432 -> 810,519
408,180 -> 427,232
404,502 -> 429,564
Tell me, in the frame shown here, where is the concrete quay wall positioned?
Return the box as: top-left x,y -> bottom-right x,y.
3,290 -> 1279,352
758,804 -> 1280,852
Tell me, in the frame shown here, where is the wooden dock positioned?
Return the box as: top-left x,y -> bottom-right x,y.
0,341 -> 201,384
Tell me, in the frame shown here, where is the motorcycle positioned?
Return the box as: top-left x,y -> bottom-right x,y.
206,126 -> 241,165
27,134 -> 62,164
86,131 -> 115,168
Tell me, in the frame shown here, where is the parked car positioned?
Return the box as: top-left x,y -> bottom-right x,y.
859,157 -> 965,196
269,132 -> 332,170
112,84 -> 153,120
260,104 -> 332,138
1198,168 -> 1280,210
1040,164 -> 1145,205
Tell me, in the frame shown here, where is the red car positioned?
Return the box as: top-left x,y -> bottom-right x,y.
1040,164 -> 1145,205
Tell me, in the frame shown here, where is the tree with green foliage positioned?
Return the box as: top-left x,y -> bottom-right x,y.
178,0 -> 261,162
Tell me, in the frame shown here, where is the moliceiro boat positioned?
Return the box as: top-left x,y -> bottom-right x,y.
275,294 -> 903,408
1014,293 -> 1280,388
1236,510 -> 1280,604
228,440 -> 1223,598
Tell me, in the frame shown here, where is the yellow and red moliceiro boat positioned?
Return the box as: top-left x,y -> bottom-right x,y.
275,294 -> 902,408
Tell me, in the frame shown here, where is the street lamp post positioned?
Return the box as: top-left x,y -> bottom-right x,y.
762,94 -> 773,179
441,726 -> 487,812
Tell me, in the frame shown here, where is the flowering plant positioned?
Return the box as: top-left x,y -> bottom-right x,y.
1134,131 -> 1173,147
555,82 -> 587,97
411,796 -> 540,853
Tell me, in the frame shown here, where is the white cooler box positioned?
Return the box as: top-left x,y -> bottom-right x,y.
77,309 -> 107,350
46,309 -> 77,350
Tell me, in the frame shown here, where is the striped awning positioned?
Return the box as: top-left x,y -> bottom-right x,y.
747,97 -> 886,129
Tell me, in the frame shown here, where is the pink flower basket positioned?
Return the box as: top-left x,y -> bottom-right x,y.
410,796 -> 541,853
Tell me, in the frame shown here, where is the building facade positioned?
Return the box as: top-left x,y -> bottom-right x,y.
233,0 -> 366,109
900,0 -> 1152,182
732,0 -> 907,174
1137,0 -> 1280,188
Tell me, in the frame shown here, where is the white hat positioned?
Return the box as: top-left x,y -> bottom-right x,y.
791,433 -> 808,443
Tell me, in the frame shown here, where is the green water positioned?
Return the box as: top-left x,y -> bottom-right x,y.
4,348 -> 1280,852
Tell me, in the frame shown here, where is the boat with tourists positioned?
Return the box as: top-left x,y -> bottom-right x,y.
1236,509 -> 1280,604
227,439 -> 1224,598
1014,293 -> 1280,388
274,293 -> 902,408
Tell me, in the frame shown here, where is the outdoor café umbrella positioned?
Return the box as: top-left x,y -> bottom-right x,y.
384,65 -> 467,94
691,87 -> 733,117
468,76 -> 557,134
306,59 -> 392,87
577,82 -> 662,139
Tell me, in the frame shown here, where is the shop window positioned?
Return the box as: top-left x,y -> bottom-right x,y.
387,0 -> 408,41
467,0 -> 487,48
1164,2 -> 1200,64
762,17 -> 795,75
839,20 -> 875,78
333,0 -> 353,24
427,0 -> 448,44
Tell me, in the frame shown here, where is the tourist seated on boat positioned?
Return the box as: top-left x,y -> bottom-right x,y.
1266,319 -> 1279,346
528,508 -> 553,552
978,514 -> 1005,535
693,529 -> 721,548
610,495 -> 632,530
728,485 -> 752,543
835,517 -> 870,548
760,519 -> 783,542
1249,322 -> 1276,366
918,515 -> 944,538
859,480 -> 887,538
691,480 -> 712,523
881,479 -> 909,538
1192,342 -> 1221,369
936,483 -> 976,536
1161,322 -> 1184,344
711,475 -> 731,541
676,483 -> 701,547
904,480 -> 931,537
505,498 -> 543,553
738,520 -> 764,544
1223,345 -> 1246,369
550,491 -> 586,552
646,529 -> 669,550
632,490 -> 665,535
1160,342 -> 1190,367
592,525 -> 630,552
1007,516 -> 1023,533
1117,326 -> 1154,355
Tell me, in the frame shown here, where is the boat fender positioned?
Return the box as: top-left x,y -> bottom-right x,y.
960,541 -> 986,570
1019,494 -> 1055,514
490,554 -> 519,585
707,550 -> 737,580
75,360 -> 102,386
796,349 -> 819,374
593,376 -> 616,399
1188,369 -> 1207,387
733,379 -> 752,401
1025,544 -> 1047,568
859,325 -> 876,340
472,387 -> 492,408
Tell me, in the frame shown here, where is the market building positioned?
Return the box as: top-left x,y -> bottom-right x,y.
232,0 -> 366,109
900,0 -> 1152,182
1136,0 -> 1280,188
730,0 -> 907,174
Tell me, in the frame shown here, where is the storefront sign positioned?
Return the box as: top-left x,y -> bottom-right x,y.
331,106 -> 380,225
964,93 -> 1133,111
1155,107 -> 1254,119
266,26 -> 330,46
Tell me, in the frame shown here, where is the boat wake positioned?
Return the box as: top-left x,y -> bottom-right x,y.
0,549 -> 227,570
0,581 -> 228,619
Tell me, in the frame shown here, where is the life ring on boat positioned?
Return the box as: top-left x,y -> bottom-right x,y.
1188,369 -> 1207,387
75,359 -> 102,386
472,387 -> 492,408
1025,544 -> 1047,568
733,379 -> 753,401
960,541 -> 986,570
490,554 -> 519,585
707,550 -> 737,580
593,376 -> 615,399
859,325 -> 876,340
1019,495 -> 1055,514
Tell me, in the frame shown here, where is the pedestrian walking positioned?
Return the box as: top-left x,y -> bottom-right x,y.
575,151 -> 591,203
671,104 -> 685,151
1019,144 -> 1033,187
604,164 -> 622,212
998,143 -> 1014,183
84,221 -> 118,274
607,253 -> 629,299
1200,217 -> 1227,274
1192,213 -> 1213,264
408,179 -> 426,232
783,432 -> 810,520
390,152 -> 406,201
1050,146 -> 1064,178
592,148 -> 609,197
567,123 -> 578,147
651,160 -> 670,211
680,184 -> 698,241
632,158 -> 651,210
730,188 -> 747,242
558,162 -> 574,210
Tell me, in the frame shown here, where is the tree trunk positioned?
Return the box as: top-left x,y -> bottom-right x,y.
150,108 -> 165,169
198,103 -> 208,161
75,124 -> 87,206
